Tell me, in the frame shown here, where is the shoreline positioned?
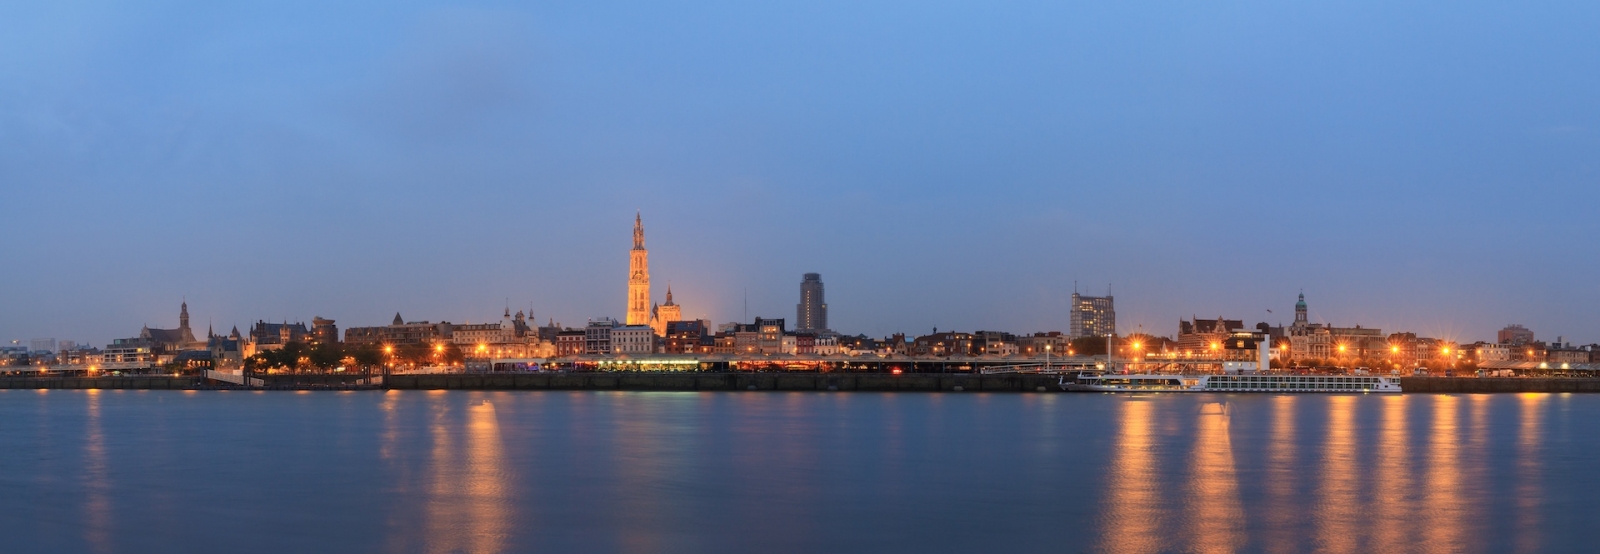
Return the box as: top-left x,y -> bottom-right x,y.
4,374 -> 1600,393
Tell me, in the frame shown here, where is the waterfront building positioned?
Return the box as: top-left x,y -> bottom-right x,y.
975,331 -> 1018,356
1070,293 -> 1115,338
1284,293 -> 1385,363
813,335 -> 840,355
664,320 -> 709,354
1178,317 -> 1245,355
912,331 -> 977,357
311,317 -> 338,345
757,318 -> 786,354
713,332 -> 737,354
555,329 -> 586,357
611,325 -> 654,355
1017,332 -> 1070,356
1476,342 -> 1511,363
343,313 -> 452,347
797,273 -> 828,333
1499,324 -> 1535,346
249,320 -> 310,352
453,309 -> 550,358
207,326 -> 246,369
138,301 -> 203,354
585,318 -> 618,354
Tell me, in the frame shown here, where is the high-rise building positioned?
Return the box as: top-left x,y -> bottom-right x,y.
1498,324 -> 1534,346
797,273 -> 828,333
29,338 -> 56,354
626,213 -> 651,326
1070,293 -> 1115,338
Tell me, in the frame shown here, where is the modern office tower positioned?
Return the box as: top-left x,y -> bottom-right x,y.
1069,293 -> 1115,338
797,273 -> 827,333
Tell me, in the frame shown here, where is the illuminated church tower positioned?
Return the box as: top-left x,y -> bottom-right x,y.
626,212 -> 651,326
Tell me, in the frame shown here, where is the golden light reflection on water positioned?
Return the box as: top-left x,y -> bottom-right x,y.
1261,395 -> 1298,554
83,389 -> 112,554
1371,394 -> 1413,552
1314,396 -> 1359,553
1187,402 -> 1243,554
1516,394 -> 1545,553
425,395 -> 513,554
1098,399 -> 1165,554
1424,395 -> 1465,552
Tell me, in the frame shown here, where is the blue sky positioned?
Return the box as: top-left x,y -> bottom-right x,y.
3,1 -> 1597,347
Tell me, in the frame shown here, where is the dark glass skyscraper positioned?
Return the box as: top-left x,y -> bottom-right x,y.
797,273 -> 828,333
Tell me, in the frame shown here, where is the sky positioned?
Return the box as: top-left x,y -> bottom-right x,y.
2,0 -> 1598,347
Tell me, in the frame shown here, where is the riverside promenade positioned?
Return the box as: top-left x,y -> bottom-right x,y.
6,374 -> 1600,393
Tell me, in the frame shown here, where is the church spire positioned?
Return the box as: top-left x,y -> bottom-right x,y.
632,211 -> 645,250
180,300 -> 190,330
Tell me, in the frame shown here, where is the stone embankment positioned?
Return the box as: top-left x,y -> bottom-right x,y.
1399,377 -> 1600,393
385,372 -> 1066,392
0,376 -> 195,389
6,374 -> 1600,393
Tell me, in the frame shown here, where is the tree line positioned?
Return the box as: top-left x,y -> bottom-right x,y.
245,341 -> 465,373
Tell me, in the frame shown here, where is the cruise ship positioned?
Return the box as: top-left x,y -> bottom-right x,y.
1064,372 -> 1402,393
1059,330 -> 1402,393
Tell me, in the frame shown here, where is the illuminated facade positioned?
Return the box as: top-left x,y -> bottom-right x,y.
627,213 -> 651,326
1070,293 -> 1115,338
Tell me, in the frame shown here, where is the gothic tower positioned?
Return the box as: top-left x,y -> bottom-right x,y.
626,212 -> 651,326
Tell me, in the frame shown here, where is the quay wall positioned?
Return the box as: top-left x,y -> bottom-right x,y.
385,372 -> 1066,392
1400,377 -> 1600,393
0,376 -> 196,390
6,374 -> 1599,393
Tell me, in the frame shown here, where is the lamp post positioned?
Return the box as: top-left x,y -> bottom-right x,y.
1044,344 -> 1051,373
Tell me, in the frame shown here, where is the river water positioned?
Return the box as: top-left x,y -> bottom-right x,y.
0,389 -> 1592,553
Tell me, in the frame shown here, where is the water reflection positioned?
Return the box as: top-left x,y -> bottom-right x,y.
1314,395 -> 1359,553
1187,402 -> 1242,553
1516,394 -> 1544,553
1098,399 -> 1165,554
83,390 -> 112,554
1424,395 -> 1465,552
425,395 -> 513,554
1370,394 -> 1413,552
1261,395 -> 1298,553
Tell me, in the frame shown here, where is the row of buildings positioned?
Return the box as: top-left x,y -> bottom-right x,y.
9,214 -> 1592,373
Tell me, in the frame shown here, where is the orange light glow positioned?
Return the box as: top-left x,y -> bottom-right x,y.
891,368 -> 903,375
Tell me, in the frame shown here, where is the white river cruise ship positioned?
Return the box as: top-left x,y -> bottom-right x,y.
1064,372 -> 1402,393
1059,329 -> 1403,393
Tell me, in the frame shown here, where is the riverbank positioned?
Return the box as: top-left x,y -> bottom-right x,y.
6,374 -> 1600,393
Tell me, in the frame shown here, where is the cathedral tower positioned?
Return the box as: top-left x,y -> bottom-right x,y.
626,212 -> 651,326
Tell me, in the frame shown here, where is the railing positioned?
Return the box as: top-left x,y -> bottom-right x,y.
204,370 -> 264,387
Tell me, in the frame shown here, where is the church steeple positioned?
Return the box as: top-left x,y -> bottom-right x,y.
632,211 -> 645,250
627,213 -> 652,325
180,300 -> 190,331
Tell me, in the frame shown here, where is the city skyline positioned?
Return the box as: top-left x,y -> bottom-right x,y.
4,212 -> 1588,349
3,1 -> 1597,345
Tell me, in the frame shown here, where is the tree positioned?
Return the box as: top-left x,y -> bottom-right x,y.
1069,337 -> 1108,357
